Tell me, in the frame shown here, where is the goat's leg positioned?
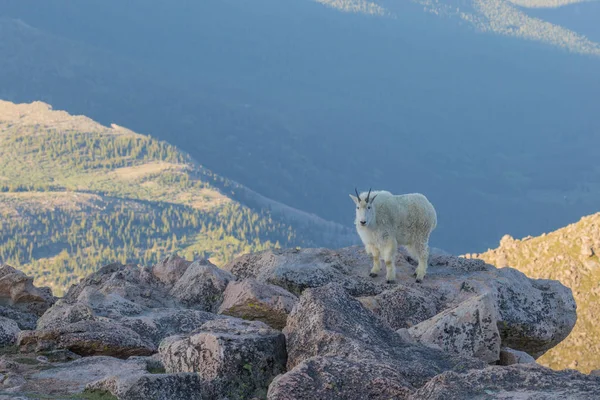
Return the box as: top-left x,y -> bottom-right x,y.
368,245 -> 381,277
412,241 -> 430,283
381,239 -> 398,284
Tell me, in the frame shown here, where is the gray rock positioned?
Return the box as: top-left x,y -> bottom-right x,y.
21,262 -> 227,357
283,283 -> 485,389
222,247 -> 383,296
119,308 -> 224,346
159,318 -> 287,399
492,268 -> 576,358
89,372 -> 214,400
0,264 -> 55,335
267,356 -> 413,400
406,294 -> 501,363
591,369 -> 600,377
409,364 -> 600,399
152,254 -> 192,286
226,246 -> 576,358
218,278 -> 298,329
2,372 -> 26,389
0,264 -> 56,317
0,306 -> 38,331
28,356 -> 149,394
0,316 -> 20,346
358,283 -> 438,329
170,260 -> 235,312
18,320 -> 155,357
498,347 -> 536,365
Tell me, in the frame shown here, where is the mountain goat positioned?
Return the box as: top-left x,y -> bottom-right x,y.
349,189 -> 437,283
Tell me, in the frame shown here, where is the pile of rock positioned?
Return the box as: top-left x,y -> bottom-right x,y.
0,246 -> 598,399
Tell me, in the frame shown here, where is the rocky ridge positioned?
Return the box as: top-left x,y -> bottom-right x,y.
471,212 -> 600,372
0,246 -> 596,399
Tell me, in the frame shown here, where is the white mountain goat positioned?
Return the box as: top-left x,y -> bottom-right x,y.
349,188 -> 437,283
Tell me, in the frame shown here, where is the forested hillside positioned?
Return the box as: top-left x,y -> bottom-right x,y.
0,3 -> 599,255
0,100 -> 353,295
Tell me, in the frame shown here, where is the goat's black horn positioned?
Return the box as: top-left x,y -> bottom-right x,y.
355,187 -> 361,201
366,188 -> 372,202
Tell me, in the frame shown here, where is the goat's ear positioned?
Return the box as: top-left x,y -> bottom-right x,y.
370,194 -> 378,203
349,194 -> 359,205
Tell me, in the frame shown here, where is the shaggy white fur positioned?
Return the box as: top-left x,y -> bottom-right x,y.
350,189 -> 437,283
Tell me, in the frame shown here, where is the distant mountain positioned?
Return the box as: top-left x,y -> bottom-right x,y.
320,0 -> 600,56
0,100 -> 355,295
0,2 -> 599,255
469,213 -> 600,373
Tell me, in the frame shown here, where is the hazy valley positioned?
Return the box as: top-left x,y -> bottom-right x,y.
0,1 -> 599,254
0,100 -> 354,295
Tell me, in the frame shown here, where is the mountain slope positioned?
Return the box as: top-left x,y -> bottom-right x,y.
0,100 -> 355,295
320,0 -> 600,56
469,213 -> 600,373
0,4 -> 599,255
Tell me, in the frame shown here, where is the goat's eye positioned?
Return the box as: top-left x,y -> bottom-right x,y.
368,206 -> 371,209
356,207 -> 359,210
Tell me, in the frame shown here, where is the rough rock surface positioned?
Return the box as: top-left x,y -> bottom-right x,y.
222,247 -> 384,296
267,356 -> 413,400
227,246 -> 576,359
160,318 -> 287,399
89,372 -> 212,400
218,278 -> 298,329
152,254 -> 192,286
0,264 -> 56,317
18,320 -> 156,357
0,316 -> 20,346
0,350 -> 152,398
498,347 -> 536,365
410,364 -> 600,399
18,258 -> 229,357
169,259 -> 235,312
0,264 -> 55,334
358,283 -> 438,329
0,245 -> 585,399
282,283 -> 485,392
406,294 -> 501,363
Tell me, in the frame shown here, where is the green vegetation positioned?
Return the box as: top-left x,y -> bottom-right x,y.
0,103 -> 312,296
471,213 -> 600,373
75,390 -> 118,400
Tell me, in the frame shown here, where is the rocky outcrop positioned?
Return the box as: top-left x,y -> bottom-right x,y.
169,259 -> 235,312
473,214 -> 600,372
18,258 -> 229,357
218,278 -> 298,329
89,372 -> 211,400
222,247 -> 383,296
268,356 -> 413,400
498,347 -> 536,366
0,264 -> 55,348
282,283 -> 485,391
0,245 -> 587,399
410,364 -> 600,399
404,294 -> 500,363
159,318 -> 287,399
0,316 -> 20,346
0,264 -> 55,334
0,264 -> 55,317
227,246 -> 576,361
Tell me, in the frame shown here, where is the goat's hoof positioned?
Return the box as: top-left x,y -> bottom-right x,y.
369,272 -> 378,278
386,279 -> 396,284
415,278 -> 423,284
412,272 -> 417,278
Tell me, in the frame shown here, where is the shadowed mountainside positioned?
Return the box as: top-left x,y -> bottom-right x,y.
0,100 -> 355,295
